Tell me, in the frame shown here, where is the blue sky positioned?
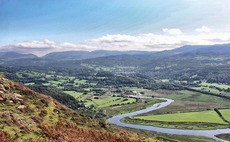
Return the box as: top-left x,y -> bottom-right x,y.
1,0 -> 230,55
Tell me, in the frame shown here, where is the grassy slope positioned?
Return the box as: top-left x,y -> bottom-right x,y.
0,75 -> 158,142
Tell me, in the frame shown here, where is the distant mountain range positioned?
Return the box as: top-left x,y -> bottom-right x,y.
78,43 -> 230,66
42,50 -> 154,61
0,43 -> 230,68
1,43 -> 230,62
0,43 -> 230,84
0,50 -> 153,62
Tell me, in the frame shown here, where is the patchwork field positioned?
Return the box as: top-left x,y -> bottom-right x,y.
7,69 -> 230,141
87,96 -> 136,108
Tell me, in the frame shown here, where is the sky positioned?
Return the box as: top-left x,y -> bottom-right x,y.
1,0 -> 230,56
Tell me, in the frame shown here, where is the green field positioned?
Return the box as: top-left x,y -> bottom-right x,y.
64,91 -> 83,99
201,82 -> 230,89
169,90 -> 229,103
74,79 -> 87,84
134,110 -> 227,124
105,98 -> 163,117
220,109 -> 230,121
123,109 -> 230,129
87,96 -> 136,108
191,81 -> 230,95
152,90 -> 229,105
216,133 -> 230,141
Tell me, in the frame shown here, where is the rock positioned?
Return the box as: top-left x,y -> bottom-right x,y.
0,90 -> 4,95
0,96 -> 4,101
0,84 -> 6,92
12,93 -> 23,101
13,93 -> 23,98
17,105 -> 26,109
0,93 -> 7,101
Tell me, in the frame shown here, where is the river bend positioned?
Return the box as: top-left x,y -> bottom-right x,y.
108,98 -> 230,142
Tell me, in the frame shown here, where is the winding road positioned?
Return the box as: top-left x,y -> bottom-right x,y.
108,98 -> 230,142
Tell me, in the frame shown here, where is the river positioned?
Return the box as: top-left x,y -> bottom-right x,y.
108,98 -> 230,142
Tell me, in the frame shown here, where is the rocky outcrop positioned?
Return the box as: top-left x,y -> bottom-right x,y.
0,77 -> 23,103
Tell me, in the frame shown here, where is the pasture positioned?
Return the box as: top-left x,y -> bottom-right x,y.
64,91 -> 83,99
87,96 -> 136,108
134,110 -> 227,124
123,109 -> 230,130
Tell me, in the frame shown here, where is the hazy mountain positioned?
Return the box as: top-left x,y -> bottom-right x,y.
171,43 -> 230,55
171,45 -> 208,53
42,50 -> 153,61
0,52 -> 37,60
191,43 -> 230,55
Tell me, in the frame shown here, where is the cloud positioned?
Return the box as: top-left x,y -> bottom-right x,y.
162,28 -> 183,35
1,40 -> 90,56
196,26 -> 211,33
85,30 -> 230,51
1,27 -> 230,56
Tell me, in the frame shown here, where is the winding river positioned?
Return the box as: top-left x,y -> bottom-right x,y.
108,98 -> 230,142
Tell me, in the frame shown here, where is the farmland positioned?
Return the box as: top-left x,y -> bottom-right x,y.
64,91 -> 83,99
86,96 -> 136,108
220,109 -> 230,121
188,81 -> 230,98
134,110 -> 227,124
1,65 -> 230,142
120,89 -> 230,130
125,109 -> 230,130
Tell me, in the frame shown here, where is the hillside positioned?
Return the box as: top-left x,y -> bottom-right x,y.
0,75 -> 158,142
